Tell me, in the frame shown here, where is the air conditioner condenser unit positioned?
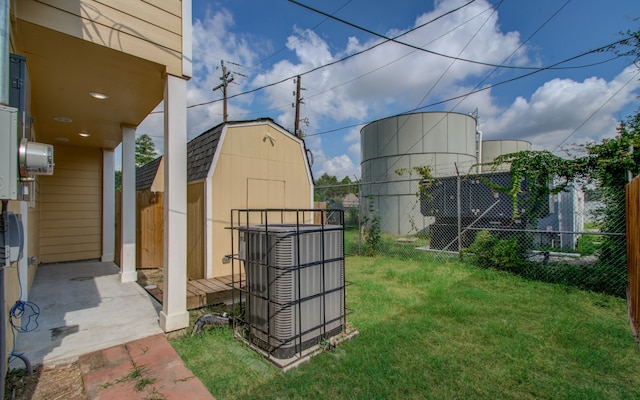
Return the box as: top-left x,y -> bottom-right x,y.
238,223 -> 345,360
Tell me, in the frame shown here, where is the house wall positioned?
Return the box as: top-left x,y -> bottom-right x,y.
2,258 -> 20,374
39,145 -> 103,263
151,157 -> 165,193
209,124 -> 313,277
15,0 -> 184,76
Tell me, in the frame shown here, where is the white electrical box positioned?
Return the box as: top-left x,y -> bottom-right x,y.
0,106 -> 18,200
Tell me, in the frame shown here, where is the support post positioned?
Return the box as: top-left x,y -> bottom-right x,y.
159,74 -> 189,332
120,126 -> 137,282
456,165 -> 462,256
102,149 -> 115,263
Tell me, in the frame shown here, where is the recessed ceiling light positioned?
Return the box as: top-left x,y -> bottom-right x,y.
54,137 -> 70,142
53,116 -> 72,122
89,91 -> 109,100
78,132 -> 90,138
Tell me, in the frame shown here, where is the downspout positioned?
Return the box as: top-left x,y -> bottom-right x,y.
1,0 -> 10,395
0,0 -> 8,106
1,201 -> 8,397
476,128 -> 483,174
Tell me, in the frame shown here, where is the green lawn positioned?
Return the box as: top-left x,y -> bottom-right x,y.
172,254 -> 640,400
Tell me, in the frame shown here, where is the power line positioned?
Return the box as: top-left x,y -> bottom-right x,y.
304,39 -> 630,138
150,6 -> 630,120
304,0 -> 495,103
365,0 -> 574,184
180,35 -> 626,119
552,70 -> 640,152
428,0 -> 573,114
289,0 -> 572,71
414,1 -> 504,110
258,0 -> 353,65
159,0 -> 480,115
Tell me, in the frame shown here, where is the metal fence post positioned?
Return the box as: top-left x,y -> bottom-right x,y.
456,165 -> 462,257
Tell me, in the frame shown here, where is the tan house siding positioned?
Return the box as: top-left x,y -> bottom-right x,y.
210,124 -> 313,277
39,145 -> 102,263
151,157 -> 165,192
16,0 -> 184,76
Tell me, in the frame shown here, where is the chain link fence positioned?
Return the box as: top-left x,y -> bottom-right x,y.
316,171 -> 627,298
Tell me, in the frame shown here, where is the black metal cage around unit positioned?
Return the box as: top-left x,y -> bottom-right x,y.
229,209 -> 347,364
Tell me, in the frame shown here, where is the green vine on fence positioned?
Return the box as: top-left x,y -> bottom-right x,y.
361,195 -> 381,256
479,111 -> 640,219
476,150 -> 585,219
395,165 -> 434,234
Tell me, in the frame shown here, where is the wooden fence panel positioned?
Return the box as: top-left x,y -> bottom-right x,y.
115,191 -> 121,266
627,176 -> 640,342
137,191 -> 164,269
187,182 -> 205,280
314,201 -> 327,224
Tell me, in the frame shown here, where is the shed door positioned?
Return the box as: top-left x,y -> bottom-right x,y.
247,179 -> 285,209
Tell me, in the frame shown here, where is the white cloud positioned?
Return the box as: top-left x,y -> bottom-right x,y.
348,142 -> 361,160
481,65 -> 640,149
319,154 -> 359,180
247,0 -> 532,178
137,6 -> 268,152
136,0 -> 640,181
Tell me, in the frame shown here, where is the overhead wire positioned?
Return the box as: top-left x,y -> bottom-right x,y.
415,0 -> 573,114
289,0 -> 579,71
153,0 -> 616,118
304,38 -> 630,138
551,70 -> 640,152
257,0 -> 353,65
413,0 -> 504,110
147,0 -> 634,164
366,0 -> 573,183
151,0 -> 480,114
305,0 -> 496,102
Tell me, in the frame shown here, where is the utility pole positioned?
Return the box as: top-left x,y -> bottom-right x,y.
293,75 -> 305,137
213,61 -> 234,122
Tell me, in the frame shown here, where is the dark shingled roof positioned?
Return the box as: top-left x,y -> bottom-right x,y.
187,119 -> 284,182
137,118 -> 307,188
187,123 -> 223,182
136,156 -> 163,191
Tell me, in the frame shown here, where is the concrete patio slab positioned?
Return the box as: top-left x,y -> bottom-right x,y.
11,261 -> 163,367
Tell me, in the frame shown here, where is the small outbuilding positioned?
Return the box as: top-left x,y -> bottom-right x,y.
136,119 -> 314,280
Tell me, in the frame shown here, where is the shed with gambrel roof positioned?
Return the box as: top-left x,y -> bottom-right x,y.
136,118 -> 314,280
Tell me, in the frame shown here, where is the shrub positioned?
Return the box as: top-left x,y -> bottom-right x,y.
465,230 -> 524,270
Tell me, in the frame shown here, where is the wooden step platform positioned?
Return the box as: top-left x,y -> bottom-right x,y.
144,274 -> 245,310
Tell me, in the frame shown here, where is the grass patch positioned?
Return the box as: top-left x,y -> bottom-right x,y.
172,255 -> 640,399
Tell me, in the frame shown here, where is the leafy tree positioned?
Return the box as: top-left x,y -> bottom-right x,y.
115,133 -> 158,190
135,134 -> 158,167
115,170 -> 122,191
314,173 -> 359,205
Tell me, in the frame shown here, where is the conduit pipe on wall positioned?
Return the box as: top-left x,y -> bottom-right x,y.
0,0 -> 9,105
1,2 -> 12,394
476,128 -> 483,174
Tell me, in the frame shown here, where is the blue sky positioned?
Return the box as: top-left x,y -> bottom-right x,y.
137,0 -> 640,179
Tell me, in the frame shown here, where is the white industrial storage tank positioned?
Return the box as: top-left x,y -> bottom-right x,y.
481,139 -> 532,171
360,112 -> 478,234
